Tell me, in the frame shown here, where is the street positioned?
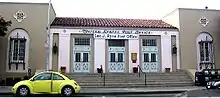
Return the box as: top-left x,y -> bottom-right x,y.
2,88 -> 220,97
187,89 -> 220,97
0,86 -> 205,97
0,92 -> 183,97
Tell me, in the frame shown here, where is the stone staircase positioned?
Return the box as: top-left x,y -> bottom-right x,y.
65,71 -> 194,88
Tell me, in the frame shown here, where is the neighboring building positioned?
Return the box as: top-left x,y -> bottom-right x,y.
50,18 -> 180,73
162,8 -> 220,72
0,2 -> 56,78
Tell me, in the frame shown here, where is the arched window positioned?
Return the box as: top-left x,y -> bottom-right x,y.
7,29 -> 30,71
196,32 -> 214,71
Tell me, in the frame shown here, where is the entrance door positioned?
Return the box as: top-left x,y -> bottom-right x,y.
141,39 -> 160,72
108,52 -> 125,72
142,51 -> 159,72
73,52 -> 90,73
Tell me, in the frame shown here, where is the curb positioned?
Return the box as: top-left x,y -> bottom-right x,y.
175,91 -> 188,97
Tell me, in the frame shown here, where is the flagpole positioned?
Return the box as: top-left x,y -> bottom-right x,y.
45,0 -> 51,71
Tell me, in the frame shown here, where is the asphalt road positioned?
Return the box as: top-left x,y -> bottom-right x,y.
2,89 -> 220,97
0,92 -> 182,97
187,89 -> 220,97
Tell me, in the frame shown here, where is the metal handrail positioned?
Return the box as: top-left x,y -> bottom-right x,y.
137,65 -> 147,86
137,65 -> 144,77
98,66 -> 105,86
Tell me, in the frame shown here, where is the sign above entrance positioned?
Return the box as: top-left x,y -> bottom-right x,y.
94,33 -> 138,39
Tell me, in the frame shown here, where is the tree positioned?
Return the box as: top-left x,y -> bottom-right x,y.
0,16 -> 12,37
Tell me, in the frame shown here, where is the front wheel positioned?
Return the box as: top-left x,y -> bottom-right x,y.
16,86 -> 30,97
61,86 -> 75,97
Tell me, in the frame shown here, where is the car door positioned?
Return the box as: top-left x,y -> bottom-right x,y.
51,73 -> 65,93
31,73 -> 52,93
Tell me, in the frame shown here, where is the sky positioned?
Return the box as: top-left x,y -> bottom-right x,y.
0,0 -> 220,19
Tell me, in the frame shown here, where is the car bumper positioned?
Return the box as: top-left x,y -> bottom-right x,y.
74,86 -> 80,93
11,87 -> 16,94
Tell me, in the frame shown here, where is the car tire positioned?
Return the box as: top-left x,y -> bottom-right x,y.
61,86 -> 75,97
16,86 -> 30,97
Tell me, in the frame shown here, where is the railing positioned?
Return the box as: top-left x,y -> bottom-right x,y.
98,65 -> 147,87
98,67 -> 106,86
137,65 -> 147,86
137,65 -> 143,77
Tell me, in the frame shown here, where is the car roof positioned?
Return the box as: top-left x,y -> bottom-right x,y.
36,71 -> 61,75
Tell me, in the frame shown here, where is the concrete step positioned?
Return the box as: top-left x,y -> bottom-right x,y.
66,72 -> 187,76
78,84 -> 194,88
71,78 -> 192,81
65,71 -> 193,88
77,83 -> 194,88
77,80 -> 192,83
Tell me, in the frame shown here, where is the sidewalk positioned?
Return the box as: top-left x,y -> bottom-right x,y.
0,86 -> 205,94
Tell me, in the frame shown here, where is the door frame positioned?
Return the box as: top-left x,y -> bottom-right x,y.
70,34 -> 94,73
105,39 -> 129,73
139,36 -> 162,72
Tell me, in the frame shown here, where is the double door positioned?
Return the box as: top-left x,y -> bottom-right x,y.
108,51 -> 125,72
73,52 -> 90,73
141,47 -> 159,72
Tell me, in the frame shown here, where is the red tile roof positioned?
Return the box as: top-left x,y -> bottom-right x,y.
51,17 -> 177,29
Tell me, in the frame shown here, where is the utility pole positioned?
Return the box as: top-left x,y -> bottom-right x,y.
45,0 -> 51,71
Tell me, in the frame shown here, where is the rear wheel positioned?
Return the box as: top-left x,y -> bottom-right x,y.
16,86 -> 30,97
61,86 -> 75,97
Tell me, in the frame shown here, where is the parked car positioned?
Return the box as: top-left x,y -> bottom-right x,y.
206,79 -> 220,89
12,71 -> 80,97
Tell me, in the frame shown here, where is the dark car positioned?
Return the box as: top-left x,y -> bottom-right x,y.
206,79 -> 220,89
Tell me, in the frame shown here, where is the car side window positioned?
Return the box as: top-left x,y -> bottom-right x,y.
33,73 -> 52,80
52,74 -> 65,80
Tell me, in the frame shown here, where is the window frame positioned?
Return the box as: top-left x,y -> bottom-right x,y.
32,73 -> 52,81
9,38 -> 26,63
199,41 -> 213,63
142,39 -> 157,46
74,38 -> 90,46
108,40 -> 125,47
52,73 -> 65,80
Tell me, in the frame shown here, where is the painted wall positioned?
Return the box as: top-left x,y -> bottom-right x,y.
0,2 -> 56,78
162,9 -> 180,29
128,39 -> 139,73
164,8 -> 220,70
58,30 -> 71,73
94,39 -> 106,73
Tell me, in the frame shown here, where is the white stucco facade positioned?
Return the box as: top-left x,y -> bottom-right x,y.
94,39 -> 106,73
50,27 -> 179,73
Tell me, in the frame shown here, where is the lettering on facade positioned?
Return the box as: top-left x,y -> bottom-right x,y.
82,29 -> 152,35
94,33 -> 138,39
